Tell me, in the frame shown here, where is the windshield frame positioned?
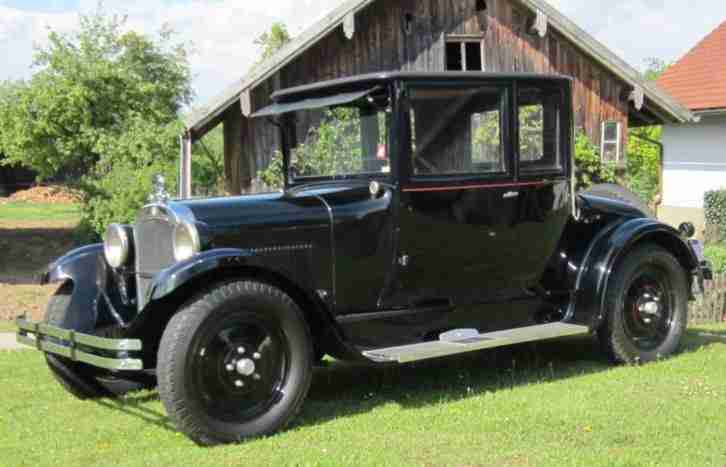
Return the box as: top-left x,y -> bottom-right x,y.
280,84 -> 397,188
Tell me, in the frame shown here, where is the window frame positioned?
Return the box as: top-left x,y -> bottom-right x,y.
445,35 -> 485,72
401,80 -> 514,188
600,120 -> 622,164
514,82 -> 568,179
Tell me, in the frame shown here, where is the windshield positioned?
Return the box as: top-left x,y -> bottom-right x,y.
284,92 -> 391,183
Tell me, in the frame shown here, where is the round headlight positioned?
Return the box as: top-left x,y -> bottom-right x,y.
173,221 -> 201,262
104,224 -> 131,269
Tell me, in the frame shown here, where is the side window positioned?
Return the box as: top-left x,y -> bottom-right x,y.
600,121 -> 621,163
518,87 -> 562,174
410,87 -> 507,176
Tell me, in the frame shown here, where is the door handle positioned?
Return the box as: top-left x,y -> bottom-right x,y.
503,191 -> 520,199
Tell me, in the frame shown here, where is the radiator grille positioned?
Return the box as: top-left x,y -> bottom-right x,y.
134,215 -> 176,308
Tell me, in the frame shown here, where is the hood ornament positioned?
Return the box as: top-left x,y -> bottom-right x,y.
149,174 -> 170,204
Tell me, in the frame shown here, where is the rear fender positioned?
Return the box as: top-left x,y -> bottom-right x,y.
569,218 -> 699,330
40,244 -> 106,333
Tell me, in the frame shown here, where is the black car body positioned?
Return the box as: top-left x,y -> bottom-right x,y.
18,72 -> 712,445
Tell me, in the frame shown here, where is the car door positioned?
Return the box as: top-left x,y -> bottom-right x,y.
381,80 -> 571,321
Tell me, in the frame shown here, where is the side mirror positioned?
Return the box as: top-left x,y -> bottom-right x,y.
678,222 -> 696,238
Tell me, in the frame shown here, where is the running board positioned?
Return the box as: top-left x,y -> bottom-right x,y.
362,323 -> 590,363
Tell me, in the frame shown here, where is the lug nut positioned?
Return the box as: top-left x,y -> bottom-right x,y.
235,380 -> 244,388
226,363 -> 235,372
237,346 -> 245,355
253,352 -> 261,360
253,373 -> 261,381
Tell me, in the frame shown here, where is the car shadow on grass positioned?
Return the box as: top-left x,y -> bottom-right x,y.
91,328 -> 725,437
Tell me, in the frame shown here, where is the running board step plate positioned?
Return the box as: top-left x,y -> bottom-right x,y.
362,323 -> 590,363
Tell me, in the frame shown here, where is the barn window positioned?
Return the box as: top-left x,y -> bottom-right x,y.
445,39 -> 483,71
601,121 -> 622,163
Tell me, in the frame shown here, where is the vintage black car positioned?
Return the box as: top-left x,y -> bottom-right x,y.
18,72 -> 712,446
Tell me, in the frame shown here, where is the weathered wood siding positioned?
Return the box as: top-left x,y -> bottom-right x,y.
229,0 -> 632,191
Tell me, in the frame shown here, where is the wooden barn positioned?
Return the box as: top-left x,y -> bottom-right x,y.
182,0 -> 692,197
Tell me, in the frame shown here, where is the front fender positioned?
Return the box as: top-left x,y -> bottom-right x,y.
39,244 -> 106,333
148,249 -> 253,302
570,218 -> 699,330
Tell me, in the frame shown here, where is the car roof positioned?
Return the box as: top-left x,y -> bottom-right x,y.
271,71 -> 572,102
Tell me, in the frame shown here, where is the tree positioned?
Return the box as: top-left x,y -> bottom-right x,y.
253,23 -> 292,64
625,58 -> 671,204
0,8 -> 193,180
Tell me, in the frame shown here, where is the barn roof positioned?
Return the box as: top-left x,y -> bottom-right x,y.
657,21 -> 726,113
184,0 -> 693,137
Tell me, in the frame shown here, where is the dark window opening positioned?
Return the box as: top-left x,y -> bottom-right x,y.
466,43 -> 482,71
446,42 -> 463,71
446,41 -> 483,71
476,0 -> 487,12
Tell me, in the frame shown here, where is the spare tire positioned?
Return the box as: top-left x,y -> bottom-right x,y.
583,183 -> 655,219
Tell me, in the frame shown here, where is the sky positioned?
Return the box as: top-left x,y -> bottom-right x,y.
1,0 -> 725,106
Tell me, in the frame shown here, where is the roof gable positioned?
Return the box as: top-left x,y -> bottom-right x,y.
185,0 -> 693,135
657,21 -> 726,112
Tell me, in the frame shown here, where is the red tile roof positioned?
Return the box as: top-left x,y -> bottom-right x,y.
657,21 -> 726,111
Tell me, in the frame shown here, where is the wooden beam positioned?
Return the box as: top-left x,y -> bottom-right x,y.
530,9 -> 548,38
178,134 -> 192,199
223,108 -> 243,196
240,90 -> 252,117
343,12 -> 356,39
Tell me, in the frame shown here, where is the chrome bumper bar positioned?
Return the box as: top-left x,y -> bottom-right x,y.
16,318 -> 143,371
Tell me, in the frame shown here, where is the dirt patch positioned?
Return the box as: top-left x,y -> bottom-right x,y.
5,185 -> 80,204
0,283 -> 56,322
1,215 -> 77,322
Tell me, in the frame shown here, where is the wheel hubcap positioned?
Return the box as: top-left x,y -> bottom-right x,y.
623,267 -> 675,351
188,313 -> 289,423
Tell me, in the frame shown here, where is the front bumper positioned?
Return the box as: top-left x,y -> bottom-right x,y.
16,317 -> 143,371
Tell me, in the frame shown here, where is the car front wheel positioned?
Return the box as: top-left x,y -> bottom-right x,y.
598,244 -> 689,363
157,280 -> 313,446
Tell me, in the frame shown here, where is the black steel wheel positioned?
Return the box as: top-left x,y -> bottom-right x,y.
598,244 -> 689,363
44,283 -> 155,399
157,281 -> 313,446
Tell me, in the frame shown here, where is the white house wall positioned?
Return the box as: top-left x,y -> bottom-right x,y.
662,114 -> 726,209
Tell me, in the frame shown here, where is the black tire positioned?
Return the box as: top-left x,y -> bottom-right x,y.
584,183 -> 655,218
44,283 -> 155,400
157,281 -> 313,446
598,244 -> 689,364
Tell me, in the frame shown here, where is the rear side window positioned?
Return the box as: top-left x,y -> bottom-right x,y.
518,87 -> 562,174
409,87 -> 507,177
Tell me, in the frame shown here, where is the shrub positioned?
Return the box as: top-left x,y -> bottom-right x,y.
705,244 -> 726,274
573,129 -> 616,191
704,189 -> 726,244
625,127 -> 661,205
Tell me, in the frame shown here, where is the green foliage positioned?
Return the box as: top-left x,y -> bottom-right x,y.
642,57 -> 670,82
573,129 -> 616,190
254,23 -> 292,64
0,8 -> 192,180
705,244 -> 726,274
258,107 -> 372,190
704,189 -> 726,244
192,126 -> 225,197
625,126 -> 661,204
77,118 -> 183,240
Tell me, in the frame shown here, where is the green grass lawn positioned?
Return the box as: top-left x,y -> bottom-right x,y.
2,326 -> 726,466
0,201 -> 80,222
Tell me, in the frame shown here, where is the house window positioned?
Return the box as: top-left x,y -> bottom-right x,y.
601,121 -> 621,163
446,40 -> 483,71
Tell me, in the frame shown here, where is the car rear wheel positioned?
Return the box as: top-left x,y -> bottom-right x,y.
44,283 -> 155,399
157,280 -> 313,446
598,244 -> 689,363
